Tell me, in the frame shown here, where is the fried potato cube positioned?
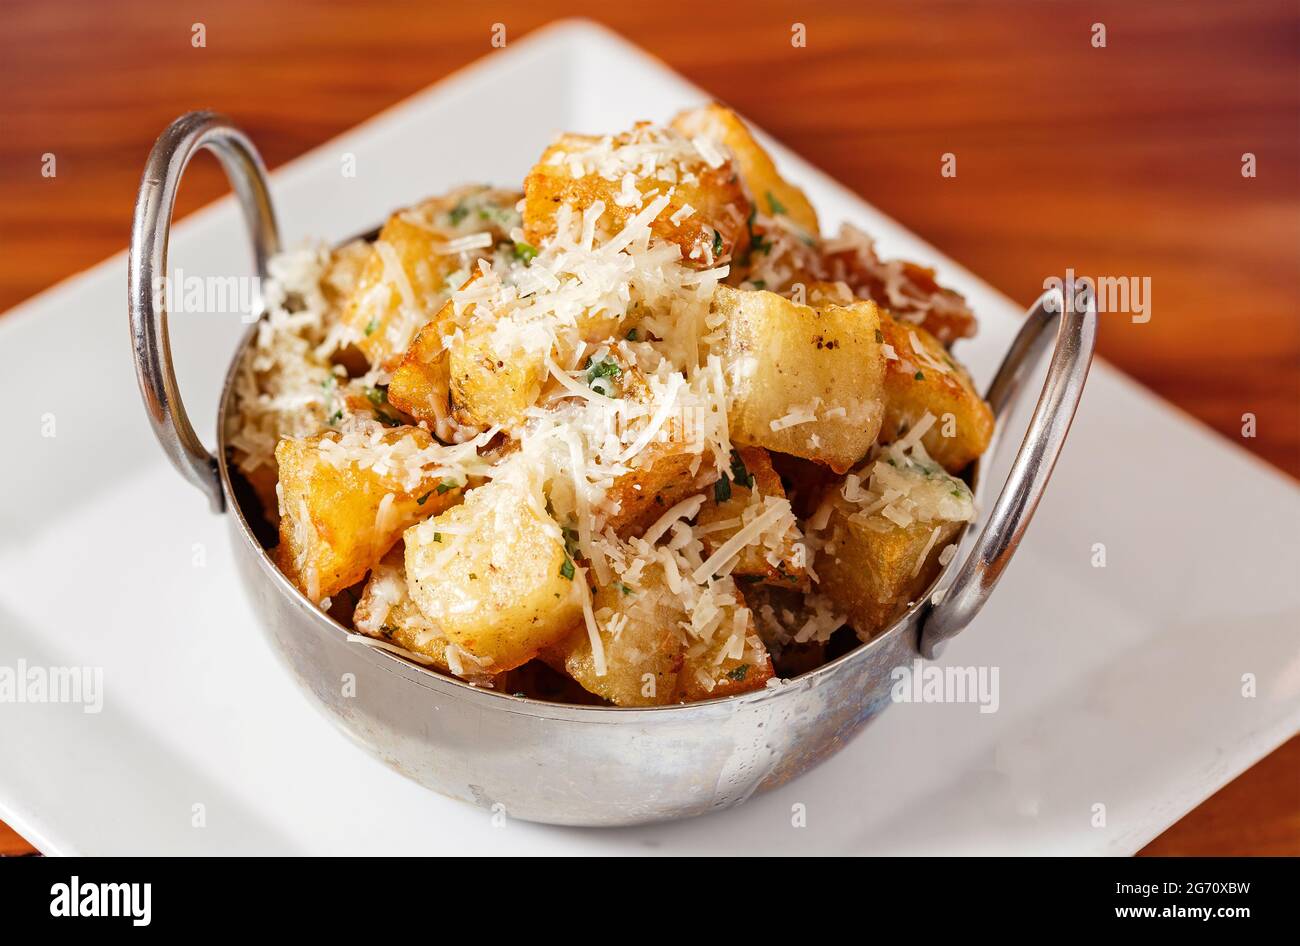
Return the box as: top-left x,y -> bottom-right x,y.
547,564 -> 686,707
385,306 -> 452,429
448,317 -> 548,430
604,446 -> 714,538
816,234 -> 977,344
696,447 -> 808,588
671,103 -> 819,237
403,475 -> 582,671
714,286 -> 887,473
675,600 -> 775,702
340,186 -> 518,370
814,451 -> 974,640
274,424 -> 463,604
354,549 -> 508,685
877,312 -> 993,472
522,124 -> 751,266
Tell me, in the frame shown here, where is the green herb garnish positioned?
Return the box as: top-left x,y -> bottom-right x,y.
714,476 -> 732,503
585,356 -> 622,397
712,229 -> 724,257
727,664 -> 751,682
766,191 -> 787,215
914,370 -> 925,381
365,317 -> 380,337
448,203 -> 469,225
365,385 -> 389,410
559,556 -> 575,581
729,450 -> 755,488
513,241 -> 538,264
435,478 -> 459,495
625,328 -> 638,341
416,491 -> 433,505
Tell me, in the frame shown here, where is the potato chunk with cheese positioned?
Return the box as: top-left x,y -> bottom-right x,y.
877,312 -> 993,472
674,597 -> 775,702
340,186 -> 518,370
814,445 -> 974,640
403,474 -> 582,671
547,564 -> 686,707
449,317 -> 549,431
522,124 -> 751,266
714,286 -> 886,473
695,447 -> 808,588
672,103 -> 819,237
353,548 -> 498,685
274,423 -> 463,603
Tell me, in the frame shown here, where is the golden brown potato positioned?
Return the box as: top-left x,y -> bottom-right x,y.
675,603 -> 775,702
605,447 -> 714,538
385,293 -> 460,433
547,564 -> 686,706
671,103 -> 819,237
877,312 -> 993,472
340,186 -> 518,370
403,474 -> 582,671
550,565 -> 772,705
713,286 -> 887,473
448,317 -> 549,431
522,124 -> 751,266
814,449 -> 974,640
695,447 -> 808,588
354,548 -> 507,684
816,231 -> 977,344
274,425 -> 463,603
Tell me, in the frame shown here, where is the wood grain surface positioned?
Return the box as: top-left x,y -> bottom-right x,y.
0,0 -> 1296,856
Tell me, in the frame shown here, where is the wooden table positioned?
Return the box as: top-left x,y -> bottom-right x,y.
1,0 -> 1296,856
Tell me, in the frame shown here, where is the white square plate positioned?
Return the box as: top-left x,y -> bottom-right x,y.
1,20 -> 1297,855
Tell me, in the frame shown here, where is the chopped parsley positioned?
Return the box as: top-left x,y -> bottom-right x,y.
617,582 -> 635,596
432,532 -> 442,542
561,525 -> 581,559
364,317 -> 380,337
714,475 -> 732,503
364,385 -> 389,410
448,203 -> 469,225
726,664 -> 751,682
513,241 -> 538,264
559,556 -> 575,581
914,370 -> 925,381
585,355 -> 622,397
712,229 -> 724,257
765,191 -> 787,215
435,478 -> 459,495
416,491 -> 433,506
625,327 -> 638,341
729,450 -> 756,488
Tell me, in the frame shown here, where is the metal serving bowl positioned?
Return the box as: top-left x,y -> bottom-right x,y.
129,113 -> 1095,826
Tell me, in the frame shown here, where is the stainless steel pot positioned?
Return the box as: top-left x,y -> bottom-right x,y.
128,112 -> 1096,826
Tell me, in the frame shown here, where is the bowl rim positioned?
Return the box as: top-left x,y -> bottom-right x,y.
216,292 -> 981,718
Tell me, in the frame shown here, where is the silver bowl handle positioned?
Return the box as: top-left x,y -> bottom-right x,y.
129,111 -> 281,514
919,288 -> 1097,658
